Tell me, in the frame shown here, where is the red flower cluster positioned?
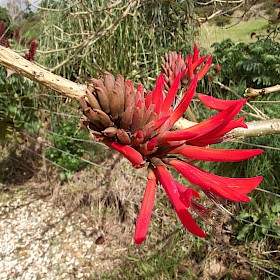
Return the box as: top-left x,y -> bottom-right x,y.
80,45 -> 263,244
0,20 -> 39,62
0,21 -> 10,48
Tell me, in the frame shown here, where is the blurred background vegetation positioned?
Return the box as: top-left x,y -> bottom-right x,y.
0,0 -> 279,278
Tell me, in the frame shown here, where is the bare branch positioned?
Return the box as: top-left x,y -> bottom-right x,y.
245,85 -> 280,98
0,46 -> 86,100
173,118 -> 280,139
228,119 -> 280,138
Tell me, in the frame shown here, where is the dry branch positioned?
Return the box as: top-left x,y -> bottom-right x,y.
0,46 -> 280,139
174,118 -> 280,139
245,85 -> 280,98
0,46 -> 86,99
227,119 -> 280,138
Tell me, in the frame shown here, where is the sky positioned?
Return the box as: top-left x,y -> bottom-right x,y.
0,0 -> 41,10
0,0 -> 25,9
0,0 -> 40,19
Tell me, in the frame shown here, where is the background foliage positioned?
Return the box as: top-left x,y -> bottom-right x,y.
0,0 -> 279,278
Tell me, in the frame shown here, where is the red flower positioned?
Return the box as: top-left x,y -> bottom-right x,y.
23,39 -> 39,62
80,45 -> 263,244
0,21 -> 39,63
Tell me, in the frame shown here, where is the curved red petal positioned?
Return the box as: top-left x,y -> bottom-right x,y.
152,74 -> 165,111
193,43 -> 199,63
156,130 -> 198,144
145,91 -> 153,109
161,72 -> 181,115
171,145 -> 264,162
169,159 -> 262,202
176,183 -> 200,208
134,168 -> 157,244
198,94 -> 240,111
106,141 -> 145,167
192,55 -> 208,71
170,75 -> 198,127
185,100 -> 246,141
198,56 -> 212,80
156,165 -> 206,238
153,116 -> 170,131
190,117 -> 247,146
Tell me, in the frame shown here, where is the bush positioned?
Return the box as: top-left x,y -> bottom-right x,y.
211,38 -> 280,89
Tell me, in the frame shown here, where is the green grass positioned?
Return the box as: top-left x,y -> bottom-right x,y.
198,18 -> 268,49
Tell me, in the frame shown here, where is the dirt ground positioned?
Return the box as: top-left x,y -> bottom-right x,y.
0,139 -> 147,279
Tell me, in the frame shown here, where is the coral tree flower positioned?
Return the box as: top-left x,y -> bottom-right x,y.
80,45 -> 263,244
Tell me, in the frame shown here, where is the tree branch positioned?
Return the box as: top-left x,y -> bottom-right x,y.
173,118 -> 280,139
245,85 -> 280,98
227,119 -> 280,138
1,46 -> 279,139
0,46 -> 86,99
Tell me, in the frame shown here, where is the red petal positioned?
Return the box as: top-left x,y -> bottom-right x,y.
176,183 -> 200,208
153,116 -> 170,131
156,130 -> 198,144
185,100 -> 246,141
171,145 -> 264,162
186,55 -> 194,79
192,55 -> 208,72
213,116 -> 247,137
145,91 -> 153,109
156,165 -> 206,238
170,75 -> 198,127
152,74 -> 164,109
198,55 -> 212,80
105,141 -> 145,167
134,168 -> 157,244
135,130 -> 144,139
147,137 -> 157,151
169,159 -> 262,202
198,94 -> 240,110
191,117 -> 247,146
193,43 -> 199,64
161,72 -> 181,115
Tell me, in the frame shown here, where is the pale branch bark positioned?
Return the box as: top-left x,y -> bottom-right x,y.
0,46 -> 86,99
245,85 -> 280,98
227,119 -> 280,138
0,46 -> 279,139
174,118 -> 280,139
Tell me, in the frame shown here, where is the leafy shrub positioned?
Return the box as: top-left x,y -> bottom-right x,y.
0,70 -> 38,140
0,19 -> 40,140
44,115 -> 96,181
234,198 -> 280,243
213,16 -> 231,27
211,38 -> 280,88
0,7 -> 10,25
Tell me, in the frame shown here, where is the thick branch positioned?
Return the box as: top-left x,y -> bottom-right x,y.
174,118 -> 280,139
0,46 -> 86,99
227,119 -> 280,138
245,85 -> 280,98
0,46 -> 279,139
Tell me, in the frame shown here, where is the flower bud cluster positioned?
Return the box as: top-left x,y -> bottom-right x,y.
80,45 -> 263,244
